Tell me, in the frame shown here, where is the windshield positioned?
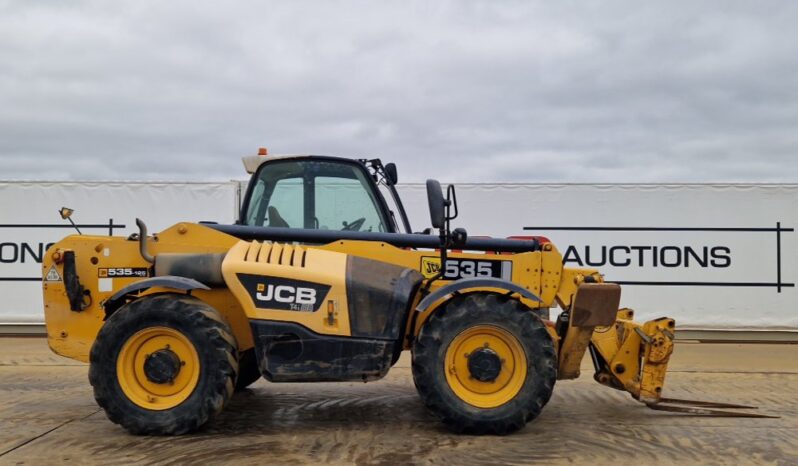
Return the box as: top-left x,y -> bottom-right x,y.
244,159 -> 390,233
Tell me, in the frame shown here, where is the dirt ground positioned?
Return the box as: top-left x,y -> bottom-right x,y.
0,338 -> 795,466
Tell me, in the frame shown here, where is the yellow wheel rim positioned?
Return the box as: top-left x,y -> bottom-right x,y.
117,326 -> 200,411
444,324 -> 527,409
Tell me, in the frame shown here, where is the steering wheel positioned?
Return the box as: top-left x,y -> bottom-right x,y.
342,217 -> 366,231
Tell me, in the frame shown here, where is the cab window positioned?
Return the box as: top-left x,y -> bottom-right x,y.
244,159 -> 390,232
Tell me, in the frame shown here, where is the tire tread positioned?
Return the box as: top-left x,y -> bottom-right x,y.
89,294 -> 239,435
412,293 -> 557,435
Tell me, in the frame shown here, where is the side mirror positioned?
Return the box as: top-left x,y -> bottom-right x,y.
423,182 -> 464,285
384,163 -> 398,185
426,179 -> 446,229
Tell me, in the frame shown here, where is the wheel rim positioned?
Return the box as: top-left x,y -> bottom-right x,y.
117,326 -> 200,411
444,324 -> 527,408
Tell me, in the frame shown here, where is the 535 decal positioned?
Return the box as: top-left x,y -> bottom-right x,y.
98,267 -> 149,278
420,257 -> 512,280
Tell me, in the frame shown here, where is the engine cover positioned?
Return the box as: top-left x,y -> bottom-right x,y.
222,240 -> 423,382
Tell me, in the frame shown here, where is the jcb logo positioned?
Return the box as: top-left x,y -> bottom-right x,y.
256,283 -> 317,305
238,273 -> 331,312
421,257 -> 441,278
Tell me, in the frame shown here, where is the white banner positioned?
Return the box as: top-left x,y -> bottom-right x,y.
0,182 -> 239,323
1,180 -> 795,329
396,184 -> 797,329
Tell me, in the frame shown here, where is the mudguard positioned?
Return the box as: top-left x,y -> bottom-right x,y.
104,276 -> 210,314
415,277 -> 541,314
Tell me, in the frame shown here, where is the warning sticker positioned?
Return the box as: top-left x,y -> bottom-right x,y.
45,265 -> 62,282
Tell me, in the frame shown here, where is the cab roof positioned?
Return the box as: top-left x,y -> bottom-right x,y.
242,152 -> 362,174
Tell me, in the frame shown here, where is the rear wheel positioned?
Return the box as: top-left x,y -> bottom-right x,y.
89,294 -> 238,435
412,293 -> 556,434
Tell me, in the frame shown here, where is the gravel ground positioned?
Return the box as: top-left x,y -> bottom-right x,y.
0,338 -> 796,465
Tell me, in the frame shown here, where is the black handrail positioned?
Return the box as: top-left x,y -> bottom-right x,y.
206,224 -> 541,253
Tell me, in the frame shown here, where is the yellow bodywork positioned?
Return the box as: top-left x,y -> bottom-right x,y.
43,223 -> 565,358
221,240 -> 353,336
42,221 -> 673,405
43,223 -> 248,361
314,239 -> 557,344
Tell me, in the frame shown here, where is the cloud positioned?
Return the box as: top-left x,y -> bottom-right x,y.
1,1 -> 797,183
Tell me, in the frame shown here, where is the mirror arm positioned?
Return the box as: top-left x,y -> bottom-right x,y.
426,199 -> 453,286
421,200 -> 451,292
447,185 -> 459,220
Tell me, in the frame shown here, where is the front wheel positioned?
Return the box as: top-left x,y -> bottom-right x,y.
89,294 -> 239,435
412,293 -> 556,434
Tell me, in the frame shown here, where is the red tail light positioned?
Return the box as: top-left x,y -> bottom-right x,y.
507,235 -> 550,244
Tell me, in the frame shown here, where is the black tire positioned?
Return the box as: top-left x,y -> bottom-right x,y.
235,349 -> 262,391
412,293 -> 557,435
89,294 -> 239,435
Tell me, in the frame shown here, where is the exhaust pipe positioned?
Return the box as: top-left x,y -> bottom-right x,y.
135,218 -> 155,264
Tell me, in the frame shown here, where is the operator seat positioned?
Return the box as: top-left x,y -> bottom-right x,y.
267,206 -> 289,228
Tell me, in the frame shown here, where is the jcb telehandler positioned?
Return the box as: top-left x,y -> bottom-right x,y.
41,151 -> 769,435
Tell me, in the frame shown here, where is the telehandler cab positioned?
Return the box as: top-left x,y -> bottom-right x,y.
42,150 -> 771,435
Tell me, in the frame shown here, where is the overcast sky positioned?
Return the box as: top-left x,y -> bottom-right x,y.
1,1 -> 797,183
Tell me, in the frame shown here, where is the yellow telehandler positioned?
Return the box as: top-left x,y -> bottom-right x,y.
41,150 -> 770,435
